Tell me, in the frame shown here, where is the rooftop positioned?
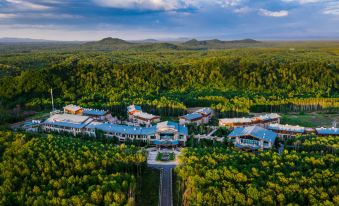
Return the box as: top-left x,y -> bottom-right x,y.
44,114 -> 93,129
268,123 -> 305,133
83,108 -> 108,116
64,104 -> 82,112
228,126 -> 277,143
219,117 -> 253,124
87,121 -> 188,136
134,111 -> 160,120
195,107 -> 213,115
255,113 -> 281,121
180,113 -> 203,121
316,127 -> 339,135
127,104 -> 142,112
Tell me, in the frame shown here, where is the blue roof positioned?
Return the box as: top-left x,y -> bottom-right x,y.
316,128 -> 339,135
181,113 -> 203,120
228,126 -> 277,143
157,121 -> 188,136
87,122 -> 156,135
87,121 -> 188,136
83,109 -> 108,116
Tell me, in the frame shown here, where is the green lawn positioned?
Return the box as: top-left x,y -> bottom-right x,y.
136,167 -> 160,206
280,112 -> 338,127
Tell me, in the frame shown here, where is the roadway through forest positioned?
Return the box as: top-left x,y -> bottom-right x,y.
148,164 -> 175,206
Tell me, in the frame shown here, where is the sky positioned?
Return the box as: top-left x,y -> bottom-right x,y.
0,0 -> 338,41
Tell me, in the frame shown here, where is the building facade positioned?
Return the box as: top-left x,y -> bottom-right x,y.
267,124 -> 307,140
315,127 -> 339,136
42,113 -> 94,136
228,126 -> 277,150
179,107 -> 213,125
219,113 -> 280,128
127,105 -> 160,126
42,114 -> 187,147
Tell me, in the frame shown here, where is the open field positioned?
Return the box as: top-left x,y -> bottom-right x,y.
280,112 -> 339,127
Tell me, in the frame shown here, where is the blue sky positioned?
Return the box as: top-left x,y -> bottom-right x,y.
0,0 -> 338,41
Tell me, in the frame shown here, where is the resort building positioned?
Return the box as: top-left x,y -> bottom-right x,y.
127,105 -> 160,126
267,124 -> 306,139
219,113 -> 280,128
83,108 -> 110,121
228,126 -> 277,150
315,127 -> 339,136
42,113 -> 94,136
86,121 -> 188,147
63,104 -> 110,121
179,107 -> 213,125
64,104 -> 83,115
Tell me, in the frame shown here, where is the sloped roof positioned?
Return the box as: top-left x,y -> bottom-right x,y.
127,105 -> 142,112
83,108 -> 108,116
64,104 -> 82,112
87,121 -> 188,136
44,114 -> 93,129
316,127 -> 339,135
157,121 -> 188,135
228,126 -> 277,143
87,122 -> 157,135
268,123 -> 305,133
180,113 -> 203,121
195,107 -> 213,115
219,117 -> 252,124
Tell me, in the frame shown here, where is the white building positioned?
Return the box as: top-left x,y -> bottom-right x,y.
127,105 -> 160,126
267,124 -> 307,139
42,113 -> 94,136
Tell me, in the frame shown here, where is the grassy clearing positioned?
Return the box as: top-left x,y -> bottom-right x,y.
136,167 -> 160,206
280,112 -> 338,127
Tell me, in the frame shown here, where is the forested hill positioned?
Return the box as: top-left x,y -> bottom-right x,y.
0,45 -> 338,123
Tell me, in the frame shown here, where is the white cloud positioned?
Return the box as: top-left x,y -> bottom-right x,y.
323,2 -> 339,16
259,9 -> 289,17
93,0 -> 246,11
93,0 -> 188,10
234,6 -> 253,14
6,0 -> 51,10
0,13 -> 18,19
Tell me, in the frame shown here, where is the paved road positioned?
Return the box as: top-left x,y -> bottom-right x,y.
149,164 -> 175,206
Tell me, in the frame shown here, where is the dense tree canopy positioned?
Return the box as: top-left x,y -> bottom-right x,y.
0,48 -> 338,123
0,131 -> 146,206
175,147 -> 339,206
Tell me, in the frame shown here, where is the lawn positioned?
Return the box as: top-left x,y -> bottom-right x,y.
280,112 -> 338,128
136,167 -> 160,206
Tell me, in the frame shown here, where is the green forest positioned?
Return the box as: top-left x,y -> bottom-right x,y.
174,147 -> 339,206
0,44 -> 338,124
0,131 -> 160,206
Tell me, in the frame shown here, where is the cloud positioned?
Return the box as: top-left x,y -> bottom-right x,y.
323,2 -> 339,16
0,13 -> 18,19
93,0 -> 191,11
234,6 -> 253,14
93,0 -> 246,11
5,0 -> 51,10
259,9 -> 289,17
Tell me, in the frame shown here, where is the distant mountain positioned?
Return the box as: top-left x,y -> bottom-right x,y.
80,37 -> 262,51
182,38 -> 261,49
0,37 -> 57,43
82,37 -> 134,50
